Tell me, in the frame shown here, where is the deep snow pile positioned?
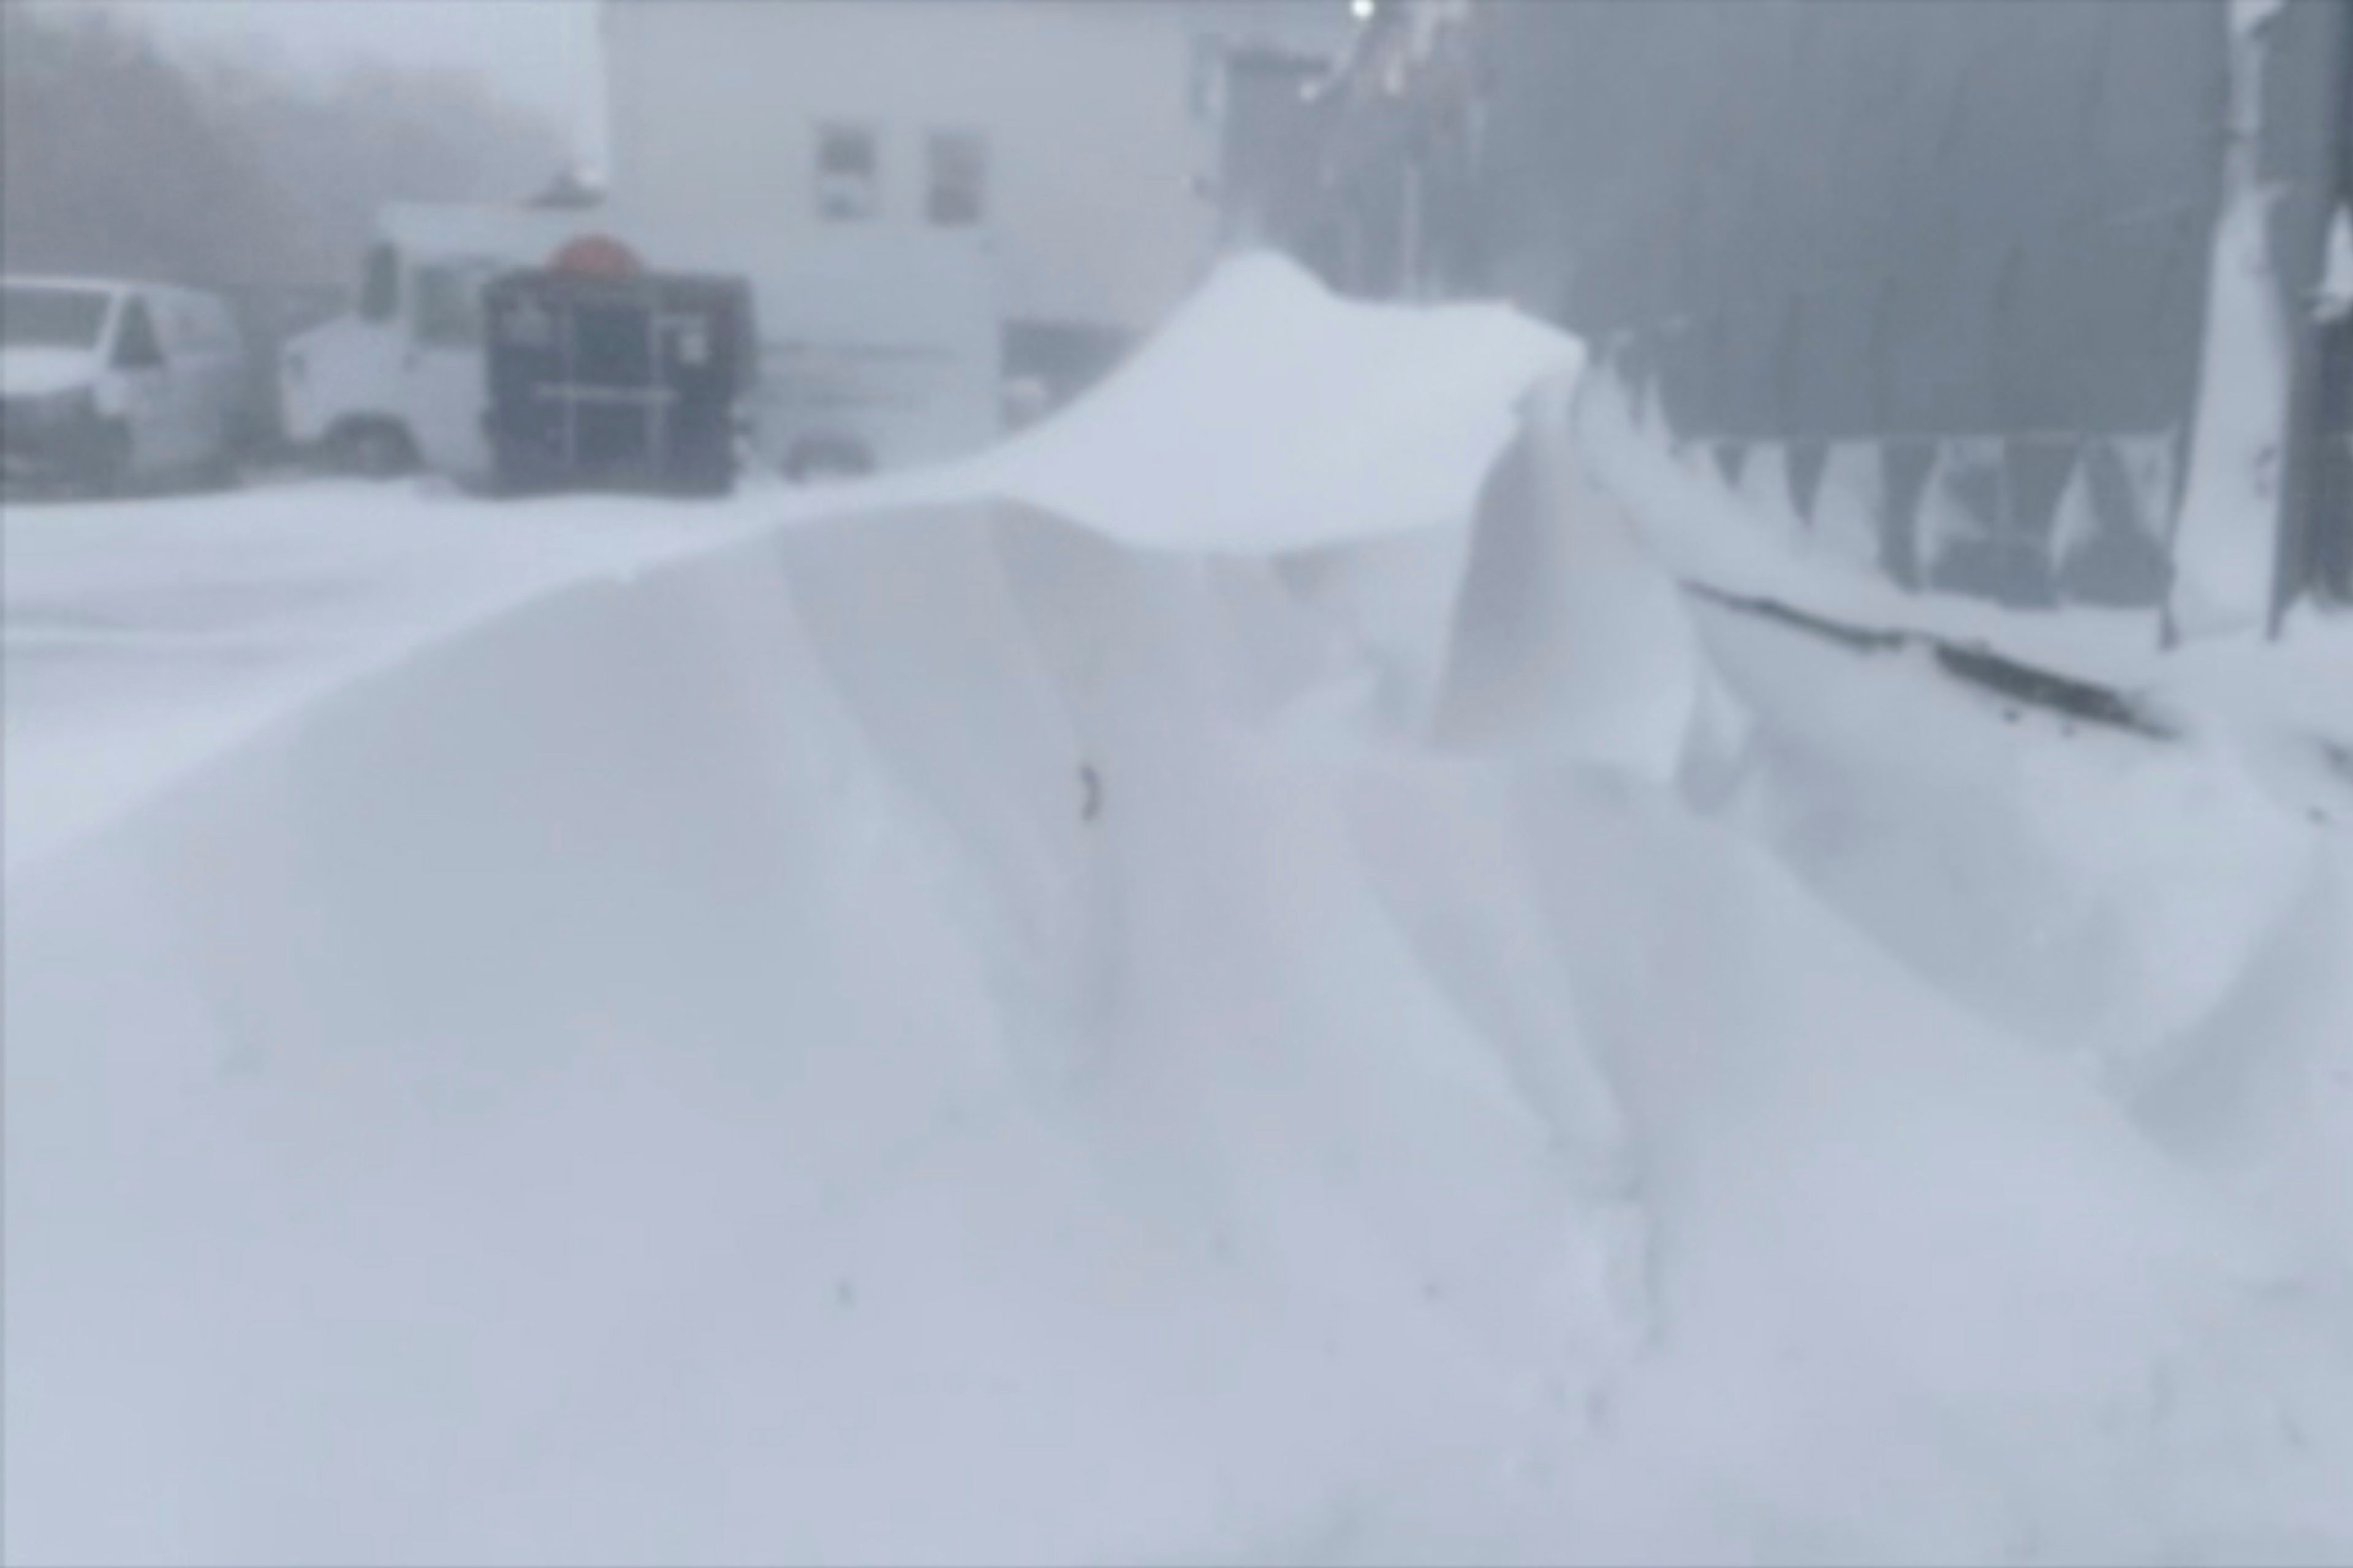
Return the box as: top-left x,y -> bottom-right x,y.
8,257 -> 2353,1566
836,251 -> 1582,552
1562,365 -> 2353,1278
963,254 -> 1580,550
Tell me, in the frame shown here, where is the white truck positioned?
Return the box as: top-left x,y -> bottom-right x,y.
279,202 -> 1002,482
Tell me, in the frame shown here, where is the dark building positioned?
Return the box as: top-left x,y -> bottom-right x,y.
1247,0 -> 2352,627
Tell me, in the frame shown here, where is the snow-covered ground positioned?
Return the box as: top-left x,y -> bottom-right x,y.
2,480 -> 790,872
7,255 -> 2351,1565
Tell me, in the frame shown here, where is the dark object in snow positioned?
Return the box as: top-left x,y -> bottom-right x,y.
1078,763 -> 1103,824
482,259 -> 754,498
1687,582 -> 2168,739
2320,740 -> 2353,789
1683,583 -> 1908,653
1931,644 -> 2163,738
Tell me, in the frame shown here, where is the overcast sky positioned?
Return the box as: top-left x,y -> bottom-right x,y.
68,0 -> 603,164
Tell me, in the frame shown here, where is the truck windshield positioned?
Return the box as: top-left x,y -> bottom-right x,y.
2,285 -> 112,349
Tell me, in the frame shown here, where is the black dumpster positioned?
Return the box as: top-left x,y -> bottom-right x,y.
483,263 -> 754,498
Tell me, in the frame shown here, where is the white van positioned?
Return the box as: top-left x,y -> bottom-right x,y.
1,276 -> 251,494
281,202 -> 1002,483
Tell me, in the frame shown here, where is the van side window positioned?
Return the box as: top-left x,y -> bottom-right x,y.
360,243 -> 401,322
112,297 -> 164,368
816,123 -> 880,221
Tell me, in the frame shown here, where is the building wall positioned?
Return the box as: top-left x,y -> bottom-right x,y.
602,0 -> 1220,337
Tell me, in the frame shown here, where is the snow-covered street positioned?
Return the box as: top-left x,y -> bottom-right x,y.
7,257 -> 2353,1565
2,481 -> 779,871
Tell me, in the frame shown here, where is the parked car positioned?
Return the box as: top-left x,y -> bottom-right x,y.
1,275 -> 251,496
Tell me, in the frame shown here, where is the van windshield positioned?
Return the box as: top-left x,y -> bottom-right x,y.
2,285 -> 112,350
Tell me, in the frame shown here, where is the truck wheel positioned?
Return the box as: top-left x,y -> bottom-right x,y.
333,420 -> 419,478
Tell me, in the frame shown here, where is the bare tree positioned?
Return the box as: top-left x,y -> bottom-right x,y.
2,6 -> 287,286
2,6 -> 567,294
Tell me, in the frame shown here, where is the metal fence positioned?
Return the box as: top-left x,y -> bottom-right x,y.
1237,0 -> 2352,627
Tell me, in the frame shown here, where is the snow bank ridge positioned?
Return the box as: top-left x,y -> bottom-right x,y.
9,254 -> 2351,1565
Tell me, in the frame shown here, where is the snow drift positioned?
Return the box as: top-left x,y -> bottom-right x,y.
4,502 -> 1632,1564
1561,358 -> 2353,1293
8,256 -> 2353,1566
836,251 -> 1583,552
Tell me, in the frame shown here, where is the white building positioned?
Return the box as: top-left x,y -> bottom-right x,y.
600,0 -> 1349,398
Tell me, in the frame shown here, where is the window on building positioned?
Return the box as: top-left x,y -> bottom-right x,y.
816,123 -> 880,221
925,130 -> 988,227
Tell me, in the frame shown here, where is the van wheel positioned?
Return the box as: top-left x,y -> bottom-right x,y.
785,434 -> 874,483
333,420 -> 419,478
79,423 -> 133,499
197,446 -> 242,491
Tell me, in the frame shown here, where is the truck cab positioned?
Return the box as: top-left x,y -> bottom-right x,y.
282,202 -> 1005,487
279,205 -> 596,479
